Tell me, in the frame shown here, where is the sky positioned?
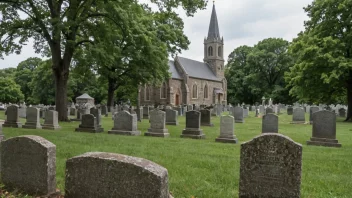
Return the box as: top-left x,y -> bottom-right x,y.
0,0 -> 313,69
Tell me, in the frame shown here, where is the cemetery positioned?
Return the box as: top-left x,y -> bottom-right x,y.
0,0 -> 352,197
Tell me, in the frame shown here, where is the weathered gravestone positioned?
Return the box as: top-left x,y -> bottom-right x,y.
262,114 -> 278,133
75,114 -> 101,133
287,106 -> 293,115
108,111 -> 141,136
42,110 -> 61,130
307,110 -> 341,147
23,107 -> 42,129
1,136 -> 56,196
70,107 -> 77,116
234,106 -> 244,123
134,107 -> 143,121
0,123 -> 5,141
259,105 -> 265,115
215,115 -> 237,143
65,152 -> 170,198
291,108 -> 305,124
2,105 -> 22,128
165,109 -> 178,126
101,105 -> 108,117
200,109 -> 214,127
338,108 -> 346,118
243,108 -> 249,118
181,111 -> 205,139
90,108 -> 104,132
145,110 -> 170,137
143,106 -> 150,119
239,133 -> 302,198
265,107 -> 274,114
309,106 -> 319,124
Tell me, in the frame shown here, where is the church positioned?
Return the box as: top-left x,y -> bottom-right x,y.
139,3 -> 227,106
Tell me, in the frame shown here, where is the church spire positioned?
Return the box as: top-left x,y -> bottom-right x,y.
207,2 -> 220,40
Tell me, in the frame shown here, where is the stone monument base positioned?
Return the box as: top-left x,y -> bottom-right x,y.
2,122 -> 22,128
42,124 -> 61,130
108,130 -> 141,136
235,120 -> 244,123
201,123 -> 214,127
166,121 -> 178,126
215,136 -> 238,144
23,123 -> 42,129
75,127 -> 103,133
307,137 -> 342,147
145,128 -> 170,137
181,128 -> 205,139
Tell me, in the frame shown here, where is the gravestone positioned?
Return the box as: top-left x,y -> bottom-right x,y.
143,106 -> 150,119
23,107 -> 42,129
187,105 -> 193,111
135,107 -> 142,122
181,111 -> 205,139
18,106 -> 27,118
165,109 -> 178,126
243,108 -> 249,118
309,106 -> 319,124
262,114 -> 278,133
265,107 -> 274,114
255,108 -> 259,117
75,114 -> 101,133
101,105 -> 108,117
200,109 -> 214,127
307,110 -> 341,147
42,110 -> 61,130
2,105 -> 22,128
338,108 -> 346,118
108,111 -> 141,136
175,107 -> 183,116
90,108 -> 104,132
70,108 -> 77,116
0,124 -> 4,141
216,104 -> 222,116
215,115 -> 237,143
234,106 -> 244,123
239,133 -> 302,198
291,108 -> 305,124
259,105 -> 265,114
145,110 -> 170,137
1,136 -> 56,196
287,106 -> 293,115
65,152 -> 170,198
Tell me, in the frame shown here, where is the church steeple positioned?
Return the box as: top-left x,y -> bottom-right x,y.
204,1 -> 224,79
207,2 -> 220,40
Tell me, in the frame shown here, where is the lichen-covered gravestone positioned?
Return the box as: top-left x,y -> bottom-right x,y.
233,106 -> 244,123
1,136 -> 56,196
165,109 -> 178,126
42,110 -> 61,130
200,109 -> 213,127
307,110 -> 341,147
239,133 -> 302,198
65,152 -> 170,198
291,108 -> 305,124
181,110 -> 205,139
23,107 -> 42,129
262,114 -> 278,133
75,114 -> 101,133
215,115 -> 237,143
145,109 -> 169,137
108,111 -> 141,136
2,105 -> 22,128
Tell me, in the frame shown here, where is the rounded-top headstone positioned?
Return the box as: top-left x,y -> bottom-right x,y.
65,152 -> 169,198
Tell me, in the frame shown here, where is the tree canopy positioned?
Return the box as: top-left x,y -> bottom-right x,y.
0,77 -> 24,104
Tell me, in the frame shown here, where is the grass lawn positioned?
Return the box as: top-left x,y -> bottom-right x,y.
1,111 -> 352,198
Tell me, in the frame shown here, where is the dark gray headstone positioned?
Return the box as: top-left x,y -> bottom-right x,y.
307,110 -> 341,147
108,111 -> 141,136
65,152 -> 170,198
75,114 -> 102,133
200,109 -> 213,127
42,110 -> 60,130
23,107 -> 42,129
181,111 -> 205,139
165,109 -> 178,126
234,107 -> 244,123
2,105 -> 21,128
262,114 -> 278,133
291,108 -> 305,124
1,136 -> 56,196
239,133 -> 302,198
309,106 -> 319,124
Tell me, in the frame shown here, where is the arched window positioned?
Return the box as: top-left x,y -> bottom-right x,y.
160,82 -> 167,99
204,84 -> 208,99
145,86 -> 150,101
208,46 -> 213,56
218,46 -> 222,57
192,84 -> 198,99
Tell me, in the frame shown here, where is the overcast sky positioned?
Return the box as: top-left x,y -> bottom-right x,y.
0,0 -> 313,69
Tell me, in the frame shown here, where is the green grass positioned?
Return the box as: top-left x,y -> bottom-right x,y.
1,111 -> 352,198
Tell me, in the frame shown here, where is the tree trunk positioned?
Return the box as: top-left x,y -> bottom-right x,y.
53,65 -> 69,121
107,78 -> 116,112
345,80 -> 352,121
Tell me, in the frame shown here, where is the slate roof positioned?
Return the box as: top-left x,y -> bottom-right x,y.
76,93 -> 93,99
177,57 -> 220,81
208,3 -> 221,40
168,60 -> 182,80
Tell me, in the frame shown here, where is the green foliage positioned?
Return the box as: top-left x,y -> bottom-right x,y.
0,77 -> 24,103
286,0 -> 352,106
0,68 -> 16,78
226,38 -> 294,105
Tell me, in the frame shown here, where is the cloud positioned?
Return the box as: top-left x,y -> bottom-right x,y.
0,0 -> 313,69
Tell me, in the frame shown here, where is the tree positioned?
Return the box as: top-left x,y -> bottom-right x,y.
0,77 -> 24,103
14,57 -> 42,103
0,68 -> 16,78
0,0 -> 207,121
225,38 -> 294,105
285,0 -> 352,121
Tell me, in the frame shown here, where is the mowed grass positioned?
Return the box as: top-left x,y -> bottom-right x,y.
0,111 -> 352,198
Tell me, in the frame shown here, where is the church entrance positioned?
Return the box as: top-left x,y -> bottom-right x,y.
218,94 -> 221,104
175,94 -> 180,105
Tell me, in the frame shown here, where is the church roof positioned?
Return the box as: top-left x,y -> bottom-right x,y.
76,93 -> 93,99
168,60 -> 182,79
177,57 -> 220,81
207,3 -> 221,40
